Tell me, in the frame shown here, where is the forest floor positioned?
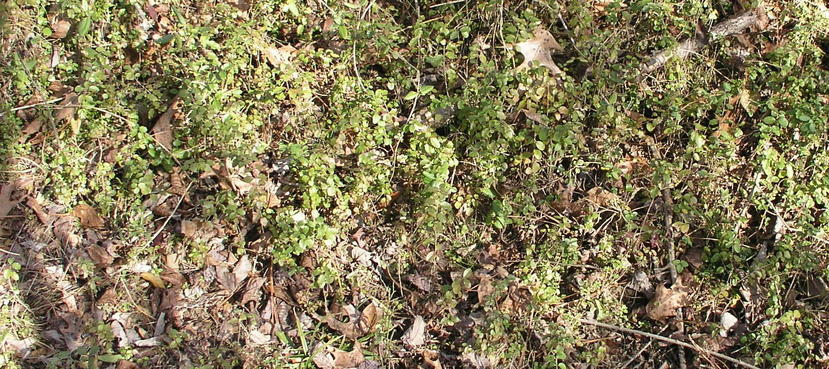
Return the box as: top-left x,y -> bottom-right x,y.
2,0 -> 829,368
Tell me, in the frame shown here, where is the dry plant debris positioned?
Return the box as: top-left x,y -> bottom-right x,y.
1,0 -> 828,368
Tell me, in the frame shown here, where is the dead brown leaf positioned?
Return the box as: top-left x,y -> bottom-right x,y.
53,214 -> 81,247
401,315 -> 426,347
55,93 -> 79,122
86,245 -> 114,267
116,360 -> 140,369
51,19 -> 71,39
313,342 -> 365,369
422,350 -> 443,369
73,204 -> 105,229
152,108 -> 174,150
264,45 -> 297,67
0,182 -> 19,219
645,283 -> 689,321
477,273 -> 495,305
323,302 -> 382,339
515,27 -> 563,75
140,272 -> 166,289
25,197 -> 50,224
406,274 -> 432,292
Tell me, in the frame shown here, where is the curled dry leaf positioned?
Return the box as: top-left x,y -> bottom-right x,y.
477,273 -> 495,305
645,283 -> 689,321
55,93 -> 79,122
53,215 -> 81,247
515,27 -> 563,75
323,302 -> 382,339
402,315 -> 426,347
422,350 -> 443,369
0,182 -> 19,219
86,245 -> 114,267
51,19 -> 71,39
140,272 -> 166,289
152,106 -> 175,150
406,274 -> 432,293
73,204 -> 105,229
264,45 -> 296,67
313,342 -> 365,369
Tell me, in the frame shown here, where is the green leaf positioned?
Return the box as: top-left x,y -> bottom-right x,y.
97,354 -> 122,363
156,34 -> 175,45
403,91 -> 418,100
77,18 -> 91,37
419,85 -> 435,95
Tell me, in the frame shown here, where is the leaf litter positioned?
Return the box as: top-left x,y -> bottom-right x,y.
514,26 -> 564,75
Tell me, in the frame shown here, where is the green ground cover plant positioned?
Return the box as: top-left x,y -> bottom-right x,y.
1,0 -> 828,368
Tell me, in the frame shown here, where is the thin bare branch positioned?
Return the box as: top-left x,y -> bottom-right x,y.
579,318 -> 760,369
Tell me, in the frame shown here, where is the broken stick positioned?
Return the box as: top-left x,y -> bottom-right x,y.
579,318 -> 760,369
635,9 -> 760,81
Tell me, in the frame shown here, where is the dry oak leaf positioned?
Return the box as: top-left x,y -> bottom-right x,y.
645,283 -> 689,321
73,204 -> 105,229
515,27 -> 563,75
313,342 -> 365,369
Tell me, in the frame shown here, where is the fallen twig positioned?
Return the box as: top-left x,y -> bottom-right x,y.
649,140 -> 686,367
579,318 -> 760,369
621,325 -> 668,368
147,182 -> 193,248
635,9 -> 760,81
